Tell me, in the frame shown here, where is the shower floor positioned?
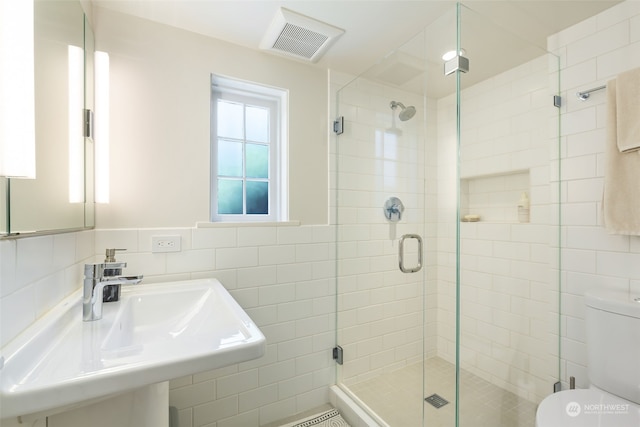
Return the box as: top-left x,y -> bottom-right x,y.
346,357 -> 537,427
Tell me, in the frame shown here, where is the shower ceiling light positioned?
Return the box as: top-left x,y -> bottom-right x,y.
442,49 -> 466,61
68,45 -> 84,203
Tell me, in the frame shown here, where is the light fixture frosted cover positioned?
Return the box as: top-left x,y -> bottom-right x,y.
68,45 -> 84,203
95,51 -> 110,203
0,0 -> 36,178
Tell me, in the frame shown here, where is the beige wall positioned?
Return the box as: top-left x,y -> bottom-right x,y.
93,7 -> 328,228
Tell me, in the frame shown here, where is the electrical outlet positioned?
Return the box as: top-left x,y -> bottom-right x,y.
151,235 -> 181,253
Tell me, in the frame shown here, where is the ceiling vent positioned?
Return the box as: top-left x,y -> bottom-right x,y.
260,8 -> 344,63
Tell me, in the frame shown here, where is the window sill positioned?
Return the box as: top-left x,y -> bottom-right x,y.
196,220 -> 301,228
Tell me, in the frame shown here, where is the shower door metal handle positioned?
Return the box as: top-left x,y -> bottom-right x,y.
399,234 -> 423,273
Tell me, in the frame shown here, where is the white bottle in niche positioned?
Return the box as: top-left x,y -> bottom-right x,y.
518,192 -> 530,223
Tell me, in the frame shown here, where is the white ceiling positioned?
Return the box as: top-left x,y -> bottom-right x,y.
93,0 -> 622,95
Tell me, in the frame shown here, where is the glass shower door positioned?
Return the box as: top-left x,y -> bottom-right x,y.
332,3 -> 561,426
332,5 -> 457,427
455,4 -> 561,426
332,40 -> 430,427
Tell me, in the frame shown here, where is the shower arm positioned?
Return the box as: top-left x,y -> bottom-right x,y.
390,101 -> 406,110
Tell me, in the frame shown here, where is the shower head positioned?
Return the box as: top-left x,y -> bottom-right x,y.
399,105 -> 416,121
390,101 -> 416,121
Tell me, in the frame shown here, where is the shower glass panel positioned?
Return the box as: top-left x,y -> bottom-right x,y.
455,4 -> 561,427
333,4 -> 457,426
333,3 -> 560,427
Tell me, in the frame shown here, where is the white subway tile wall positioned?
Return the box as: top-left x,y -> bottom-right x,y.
0,231 -> 95,348
436,51 -> 559,403
549,0 -> 640,390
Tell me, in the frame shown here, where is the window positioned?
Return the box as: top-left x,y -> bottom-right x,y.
211,75 -> 287,222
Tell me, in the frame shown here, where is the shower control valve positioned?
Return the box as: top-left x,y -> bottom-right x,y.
384,197 -> 404,222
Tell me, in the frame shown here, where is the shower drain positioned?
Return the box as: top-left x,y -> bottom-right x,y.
425,393 -> 449,409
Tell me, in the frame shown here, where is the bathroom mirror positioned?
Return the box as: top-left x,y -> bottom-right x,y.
0,0 -> 95,236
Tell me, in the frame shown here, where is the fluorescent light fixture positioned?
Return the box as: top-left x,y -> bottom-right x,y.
442,48 -> 466,61
94,51 -> 110,203
0,0 -> 36,178
68,45 -> 84,203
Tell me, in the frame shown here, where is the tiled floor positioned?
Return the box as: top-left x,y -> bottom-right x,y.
347,357 -> 537,427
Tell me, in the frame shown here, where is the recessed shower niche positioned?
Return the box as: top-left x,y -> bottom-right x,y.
460,170 -> 530,223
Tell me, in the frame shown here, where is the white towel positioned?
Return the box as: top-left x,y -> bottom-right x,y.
603,78 -> 640,235
616,67 -> 640,152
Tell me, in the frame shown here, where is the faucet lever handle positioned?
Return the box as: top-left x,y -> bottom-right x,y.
104,261 -> 127,270
83,262 -> 127,278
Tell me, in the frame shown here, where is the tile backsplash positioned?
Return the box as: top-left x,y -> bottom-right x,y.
0,231 -> 95,348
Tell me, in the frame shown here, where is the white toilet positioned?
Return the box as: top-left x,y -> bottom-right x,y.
536,290 -> 640,426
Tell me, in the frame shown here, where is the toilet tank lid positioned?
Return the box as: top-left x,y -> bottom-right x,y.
586,290 -> 640,319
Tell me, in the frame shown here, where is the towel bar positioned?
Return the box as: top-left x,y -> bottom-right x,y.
577,84 -> 607,101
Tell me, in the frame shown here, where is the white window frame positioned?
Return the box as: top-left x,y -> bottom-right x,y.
210,74 -> 288,222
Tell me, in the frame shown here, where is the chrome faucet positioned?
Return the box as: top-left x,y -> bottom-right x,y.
83,262 -> 143,321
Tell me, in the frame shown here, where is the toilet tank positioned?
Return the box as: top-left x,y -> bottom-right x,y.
585,290 -> 640,405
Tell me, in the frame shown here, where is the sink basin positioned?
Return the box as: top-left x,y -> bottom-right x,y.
0,278 -> 265,418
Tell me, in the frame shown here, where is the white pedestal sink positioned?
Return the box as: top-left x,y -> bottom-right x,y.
0,278 -> 266,420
